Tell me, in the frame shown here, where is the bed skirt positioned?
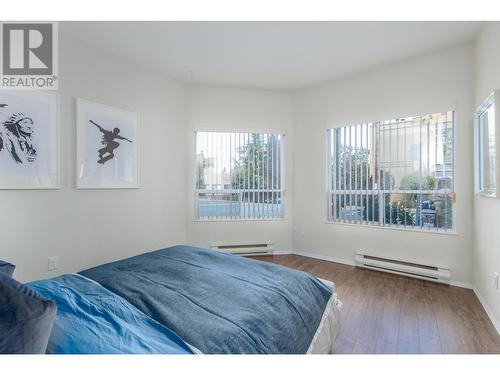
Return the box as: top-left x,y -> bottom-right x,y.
308,278 -> 342,354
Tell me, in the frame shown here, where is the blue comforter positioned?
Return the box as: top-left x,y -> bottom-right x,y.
28,274 -> 194,354
79,245 -> 332,354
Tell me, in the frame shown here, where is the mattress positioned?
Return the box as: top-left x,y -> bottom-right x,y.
308,278 -> 341,353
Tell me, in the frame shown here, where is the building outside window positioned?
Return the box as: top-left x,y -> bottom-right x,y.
327,111 -> 454,232
195,131 -> 285,220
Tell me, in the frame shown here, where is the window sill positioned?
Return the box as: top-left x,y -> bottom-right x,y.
193,218 -> 286,223
324,220 -> 458,236
476,192 -> 497,199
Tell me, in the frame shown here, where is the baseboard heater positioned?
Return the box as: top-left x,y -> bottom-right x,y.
211,243 -> 274,257
354,253 -> 451,284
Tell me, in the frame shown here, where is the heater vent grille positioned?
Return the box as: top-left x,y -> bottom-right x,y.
212,243 -> 274,257
354,253 -> 450,284
362,255 -> 439,271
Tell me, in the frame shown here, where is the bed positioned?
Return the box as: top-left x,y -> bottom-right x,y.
78,245 -> 341,354
28,274 -> 195,354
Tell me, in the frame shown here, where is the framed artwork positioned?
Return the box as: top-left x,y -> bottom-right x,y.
0,91 -> 59,189
76,99 -> 139,189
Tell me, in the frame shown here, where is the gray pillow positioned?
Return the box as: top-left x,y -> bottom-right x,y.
0,272 -> 57,354
0,261 -> 15,277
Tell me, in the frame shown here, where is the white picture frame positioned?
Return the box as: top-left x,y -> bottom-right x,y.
76,99 -> 139,189
0,90 -> 59,189
474,90 -> 499,198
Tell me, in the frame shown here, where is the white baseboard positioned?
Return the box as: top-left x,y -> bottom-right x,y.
272,250 -> 293,255
473,287 -> 500,336
449,280 -> 474,289
291,250 -> 356,267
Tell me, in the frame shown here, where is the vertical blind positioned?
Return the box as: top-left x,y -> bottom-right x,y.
195,131 -> 284,220
327,111 -> 454,231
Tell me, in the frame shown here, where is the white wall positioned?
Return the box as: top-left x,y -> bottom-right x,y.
0,30 -> 480,291
474,22 -> 500,328
0,33 -> 188,282
294,43 -> 475,284
185,86 -> 294,253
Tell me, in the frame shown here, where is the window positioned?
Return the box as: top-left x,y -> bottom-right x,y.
195,131 -> 284,220
327,111 -> 455,232
475,91 -> 498,198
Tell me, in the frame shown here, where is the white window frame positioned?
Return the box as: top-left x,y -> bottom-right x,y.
194,130 -> 286,221
326,112 -> 456,234
474,90 -> 500,198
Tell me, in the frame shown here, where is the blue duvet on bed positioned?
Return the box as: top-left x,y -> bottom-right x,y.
28,274 -> 193,354
79,245 -> 332,354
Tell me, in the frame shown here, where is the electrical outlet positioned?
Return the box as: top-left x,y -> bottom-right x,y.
48,256 -> 60,271
494,272 -> 499,290
293,228 -> 305,236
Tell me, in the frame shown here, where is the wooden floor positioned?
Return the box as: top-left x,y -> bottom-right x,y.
258,254 -> 500,354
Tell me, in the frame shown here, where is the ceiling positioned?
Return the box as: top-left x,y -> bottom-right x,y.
61,21 -> 482,90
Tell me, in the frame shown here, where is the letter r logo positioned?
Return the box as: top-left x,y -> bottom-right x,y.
2,23 -> 53,75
